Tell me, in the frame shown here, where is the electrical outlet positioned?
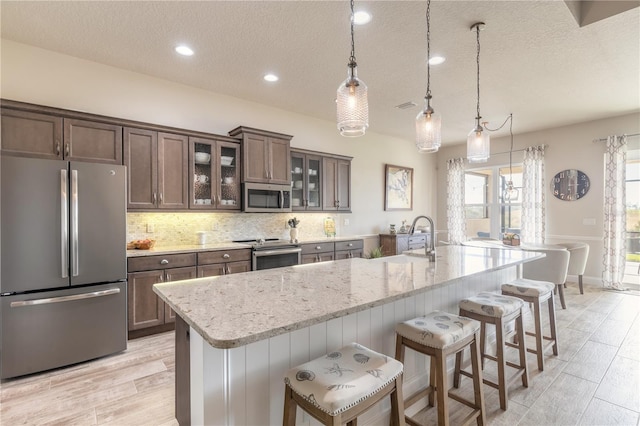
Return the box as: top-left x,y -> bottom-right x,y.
146,223 -> 154,233
343,218 -> 350,226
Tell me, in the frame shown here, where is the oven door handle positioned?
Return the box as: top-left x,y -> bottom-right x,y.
253,247 -> 302,257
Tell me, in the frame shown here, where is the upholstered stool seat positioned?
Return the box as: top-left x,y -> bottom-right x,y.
455,292 -> 529,411
395,311 -> 486,426
283,342 -> 405,425
502,279 -> 559,372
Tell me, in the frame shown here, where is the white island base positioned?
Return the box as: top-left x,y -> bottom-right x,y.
167,249 -> 534,425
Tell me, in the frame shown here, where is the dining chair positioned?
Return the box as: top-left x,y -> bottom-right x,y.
520,248 -> 571,309
555,242 -> 590,294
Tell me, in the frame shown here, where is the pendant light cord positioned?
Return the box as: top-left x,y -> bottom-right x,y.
349,0 -> 356,66
484,113 -> 515,177
425,0 -> 431,99
475,24 -> 481,123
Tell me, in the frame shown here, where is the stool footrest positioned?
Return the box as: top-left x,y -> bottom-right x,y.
404,387 -> 433,409
527,339 -> 556,355
448,390 -> 480,410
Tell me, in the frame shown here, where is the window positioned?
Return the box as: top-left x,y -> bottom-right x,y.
624,146 -> 640,283
464,165 -> 522,239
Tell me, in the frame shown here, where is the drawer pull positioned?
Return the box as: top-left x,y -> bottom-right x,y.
160,259 -> 169,265
316,246 -> 322,250
348,243 -> 353,247
223,253 -> 230,259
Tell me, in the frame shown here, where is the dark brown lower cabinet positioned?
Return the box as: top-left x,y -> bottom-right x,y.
127,254 -> 197,338
175,315 -> 190,426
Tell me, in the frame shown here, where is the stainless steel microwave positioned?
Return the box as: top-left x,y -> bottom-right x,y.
242,183 -> 292,212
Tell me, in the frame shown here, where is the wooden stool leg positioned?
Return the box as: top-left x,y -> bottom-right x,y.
469,333 -> 486,426
434,350 -> 450,426
515,313 -> 529,388
395,335 -> 405,363
389,374 -> 405,426
428,356 -> 436,407
557,283 -> 567,309
479,322 -> 487,369
495,317 -> 508,411
548,294 -> 559,356
283,385 -> 297,426
532,300 -> 545,371
453,349 -> 462,388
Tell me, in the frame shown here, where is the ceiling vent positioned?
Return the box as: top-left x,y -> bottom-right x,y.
394,101 -> 417,110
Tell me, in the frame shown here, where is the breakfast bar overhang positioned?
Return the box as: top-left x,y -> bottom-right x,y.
154,245 -> 543,425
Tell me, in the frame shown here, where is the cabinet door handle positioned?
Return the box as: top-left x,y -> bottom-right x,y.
165,273 -> 171,281
153,192 -> 157,205
226,265 -> 231,274
158,274 -> 163,282
159,193 -> 163,204
336,200 -> 340,208
316,254 -> 320,262
160,259 -> 169,265
56,141 -> 61,157
223,253 -> 230,259
65,143 -> 70,157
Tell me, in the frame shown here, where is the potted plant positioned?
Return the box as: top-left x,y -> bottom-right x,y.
288,217 -> 300,243
368,246 -> 383,259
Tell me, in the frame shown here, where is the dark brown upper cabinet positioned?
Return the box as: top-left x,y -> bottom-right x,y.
1,108 -> 122,164
189,136 -> 241,210
290,149 -> 323,211
322,156 -> 351,211
229,126 -> 292,185
124,127 -> 189,210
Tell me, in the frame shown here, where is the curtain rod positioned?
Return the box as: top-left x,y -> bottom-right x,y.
592,133 -> 640,143
490,144 -> 547,156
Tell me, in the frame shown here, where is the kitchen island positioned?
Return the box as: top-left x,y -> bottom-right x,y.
154,245 -> 542,425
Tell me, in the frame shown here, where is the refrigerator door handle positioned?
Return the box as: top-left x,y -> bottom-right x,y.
71,169 -> 79,277
9,288 -> 121,308
61,169 -> 69,279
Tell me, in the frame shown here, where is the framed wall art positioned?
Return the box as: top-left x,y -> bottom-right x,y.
384,164 -> 413,211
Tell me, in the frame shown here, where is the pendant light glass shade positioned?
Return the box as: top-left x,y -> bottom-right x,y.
336,0 -> 368,138
503,180 -> 519,201
415,0 -> 441,153
467,123 -> 490,163
337,63 -> 369,137
415,97 -> 441,152
468,22 -> 489,163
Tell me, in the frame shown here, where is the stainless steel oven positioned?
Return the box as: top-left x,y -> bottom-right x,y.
252,245 -> 301,270
242,183 -> 292,213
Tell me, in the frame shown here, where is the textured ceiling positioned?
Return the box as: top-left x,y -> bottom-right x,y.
1,1 -> 639,145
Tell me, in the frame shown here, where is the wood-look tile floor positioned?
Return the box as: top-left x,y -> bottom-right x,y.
1,283 -> 638,425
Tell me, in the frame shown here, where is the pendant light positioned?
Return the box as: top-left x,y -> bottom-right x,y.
503,113 -> 519,201
336,0 -> 369,137
467,22 -> 490,163
415,0 -> 442,153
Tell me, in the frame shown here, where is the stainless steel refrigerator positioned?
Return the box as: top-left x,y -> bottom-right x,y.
1,156 -> 127,379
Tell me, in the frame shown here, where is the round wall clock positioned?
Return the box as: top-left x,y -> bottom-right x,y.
551,169 -> 590,201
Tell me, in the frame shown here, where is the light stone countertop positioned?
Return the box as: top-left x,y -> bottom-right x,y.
126,235 -> 368,257
153,245 -> 542,349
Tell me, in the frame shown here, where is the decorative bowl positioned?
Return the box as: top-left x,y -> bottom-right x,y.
220,156 -> 234,166
194,152 -> 211,163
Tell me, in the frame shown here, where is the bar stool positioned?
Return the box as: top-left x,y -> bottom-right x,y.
283,342 -> 405,426
455,292 -> 529,411
395,311 -> 486,426
502,278 -> 558,371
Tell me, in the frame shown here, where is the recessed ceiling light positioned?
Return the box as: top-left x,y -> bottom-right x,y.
353,11 -> 371,25
428,56 -> 446,65
175,45 -> 194,56
264,74 -> 279,82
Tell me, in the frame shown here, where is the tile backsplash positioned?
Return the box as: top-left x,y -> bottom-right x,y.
127,212 -> 343,246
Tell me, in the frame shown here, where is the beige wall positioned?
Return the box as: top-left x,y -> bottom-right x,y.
436,112 -> 640,283
1,40 -> 437,243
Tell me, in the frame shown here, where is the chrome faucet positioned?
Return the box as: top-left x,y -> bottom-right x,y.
409,215 -> 436,261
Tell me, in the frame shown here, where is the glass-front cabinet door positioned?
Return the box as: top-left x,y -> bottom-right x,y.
291,151 -> 322,211
190,137 -> 240,210
216,141 -> 240,210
